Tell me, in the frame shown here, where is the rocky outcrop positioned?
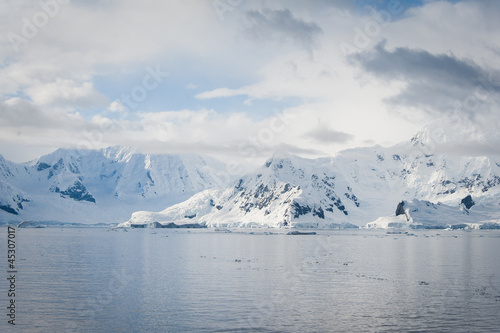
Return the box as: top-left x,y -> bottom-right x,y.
395,201 -> 410,221
395,201 -> 406,216
0,204 -> 18,215
461,195 -> 475,210
53,181 -> 96,203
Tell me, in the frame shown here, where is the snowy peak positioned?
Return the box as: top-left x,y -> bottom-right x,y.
253,155 -> 356,219
110,152 -> 225,200
101,145 -> 136,162
410,125 -> 447,147
263,153 -> 307,178
27,147 -> 226,199
410,121 -> 488,146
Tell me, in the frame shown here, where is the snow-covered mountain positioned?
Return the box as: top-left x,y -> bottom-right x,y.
123,154 -> 362,228
120,126 -> 500,229
0,147 -> 228,223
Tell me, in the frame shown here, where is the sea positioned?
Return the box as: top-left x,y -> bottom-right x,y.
1,227 -> 500,332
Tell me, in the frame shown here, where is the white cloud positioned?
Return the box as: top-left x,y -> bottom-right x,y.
108,100 -> 126,114
26,78 -> 108,108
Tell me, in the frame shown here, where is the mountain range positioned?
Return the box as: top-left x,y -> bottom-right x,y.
0,146 -> 226,224
2,126 -> 500,228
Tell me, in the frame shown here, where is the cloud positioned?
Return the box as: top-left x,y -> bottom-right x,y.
195,51 -> 348,101
196,87 -> 241,100
354,42 -> 500,117
0,98 -> 85,128
436,141 -> 500,157
305,123 -> 354,144
107,100 -> 126,115
244,8 -> 323,52
1,0 -> 500,165
24,78 -> 108,108
0,97 -> 126,154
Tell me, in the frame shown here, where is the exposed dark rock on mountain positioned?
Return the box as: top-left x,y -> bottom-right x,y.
461,195 -> 475,210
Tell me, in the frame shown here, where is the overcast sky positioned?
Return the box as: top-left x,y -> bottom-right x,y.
1,0 -> 499,167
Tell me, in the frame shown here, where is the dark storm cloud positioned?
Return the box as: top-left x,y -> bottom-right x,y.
354,43 -> 500,116
245,8 -> 323,52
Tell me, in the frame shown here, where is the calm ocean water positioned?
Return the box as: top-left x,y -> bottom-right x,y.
2,227 -> 500,332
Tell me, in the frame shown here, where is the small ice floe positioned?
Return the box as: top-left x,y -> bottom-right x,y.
214,227 -> 232,233
386,230 -> 408,235
286,231 -> 317,235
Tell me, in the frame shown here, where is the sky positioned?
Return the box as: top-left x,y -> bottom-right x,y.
1,0 -> 499,170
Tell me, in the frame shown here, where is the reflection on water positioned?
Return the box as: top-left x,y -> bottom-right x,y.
2,228 -> 500,332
